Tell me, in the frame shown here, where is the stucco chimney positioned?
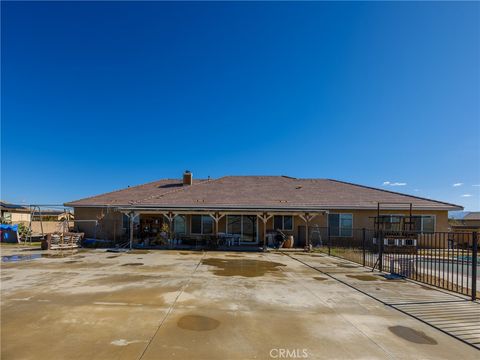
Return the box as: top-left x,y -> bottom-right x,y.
183,170 -> 193,186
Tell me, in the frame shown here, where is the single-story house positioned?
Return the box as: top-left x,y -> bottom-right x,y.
32,209 -> 74,221
0,201 -> 31,223
65,172 -> 462,248
449,212 -> 480,232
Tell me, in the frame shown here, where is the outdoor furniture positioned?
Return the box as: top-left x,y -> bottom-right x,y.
217,233 -> 240,247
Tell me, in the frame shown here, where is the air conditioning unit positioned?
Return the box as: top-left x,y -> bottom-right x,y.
385,238 -> 396,246
404,239 -> 417,246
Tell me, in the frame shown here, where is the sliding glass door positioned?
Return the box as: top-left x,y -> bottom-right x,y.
226,215 -> 258,244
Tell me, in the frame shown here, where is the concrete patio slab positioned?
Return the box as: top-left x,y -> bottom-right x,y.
1,247 -> 478,359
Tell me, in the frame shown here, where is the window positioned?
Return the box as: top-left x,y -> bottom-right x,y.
381,215 -> 402,231
191,215 -> 214,234
174,216 -> 186,235
122,214 -> 130,229
414,215 -> 435,233
273,215 -> 293,231
2,212 -> 12,223
226,215 -> 257,242
227,215 -> 241,235
203,216 -> 214,234
328,214 -> 353,237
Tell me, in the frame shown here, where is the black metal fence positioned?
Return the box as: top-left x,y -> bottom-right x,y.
310,227 -> 478,301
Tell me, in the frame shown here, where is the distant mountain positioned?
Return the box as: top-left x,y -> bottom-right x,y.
448,211 -> 469,219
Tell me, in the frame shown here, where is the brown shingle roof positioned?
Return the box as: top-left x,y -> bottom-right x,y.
64,176 -> 462,211
464,212 -> 480,220
0,201 -> 30,213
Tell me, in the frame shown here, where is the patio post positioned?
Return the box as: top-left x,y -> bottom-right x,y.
257,213 -> 272,251
163,212 -> 175,244
209,212 -> 225,246
128,211 -> 138,250
299,213 -> 317,252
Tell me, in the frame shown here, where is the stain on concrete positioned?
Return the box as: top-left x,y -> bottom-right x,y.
63,260 -> 80,264
346,274 -> 379,281
121,263 -> 144,266
201,258 -> 286,277
107,255 -> 121,259
313,276 -> 328,281
177,315 -> 220,331
389,326 -> 437,345
337,264 -> 359,268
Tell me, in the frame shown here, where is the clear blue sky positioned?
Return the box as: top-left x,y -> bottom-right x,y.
1,1 -> 479,210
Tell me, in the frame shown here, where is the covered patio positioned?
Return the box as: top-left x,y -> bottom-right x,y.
117,208 -> 328,251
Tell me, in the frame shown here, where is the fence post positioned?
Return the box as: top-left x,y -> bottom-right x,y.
328,226 -> 331,256
362,228 -> 366,267
472,232 -> 478,301
378,230 -> 383,272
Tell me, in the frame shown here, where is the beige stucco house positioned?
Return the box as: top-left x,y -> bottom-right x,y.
65,172 -> 462,248
0,201 -> 31,223
450,212 -> 480,232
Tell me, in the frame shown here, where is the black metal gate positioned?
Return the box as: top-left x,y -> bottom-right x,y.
316,228 -> 478,300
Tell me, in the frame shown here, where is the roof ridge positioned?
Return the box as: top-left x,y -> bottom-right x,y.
327,179 -> 463,209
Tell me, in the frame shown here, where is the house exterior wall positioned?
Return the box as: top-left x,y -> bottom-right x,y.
1,211 -> 31,223
74,207 -> 125,240
73,206 -> 451,245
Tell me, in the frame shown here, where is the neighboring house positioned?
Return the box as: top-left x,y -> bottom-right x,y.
0,201 -> 31,223
32,209 -> 74,221
0,201 -> 74,235
65,172 -> 462,247
449,212 -> 480,232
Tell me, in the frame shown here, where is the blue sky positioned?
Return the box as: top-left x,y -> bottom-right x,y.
1,1 -> 479,210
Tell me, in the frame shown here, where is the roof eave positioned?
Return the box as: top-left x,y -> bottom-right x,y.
64,203 -> 463,212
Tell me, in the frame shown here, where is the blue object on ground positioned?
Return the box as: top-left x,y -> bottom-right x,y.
0,224 -> 18,231
382,273 -> 405,280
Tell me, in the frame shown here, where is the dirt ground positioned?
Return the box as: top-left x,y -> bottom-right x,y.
1,247 -> 479,360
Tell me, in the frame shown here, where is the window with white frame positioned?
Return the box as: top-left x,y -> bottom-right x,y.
328,213 -> 353,237
273,215 -> 293,231
191,215 -> 214,235
413,215 -> 435,233
2,212 -> 12,223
